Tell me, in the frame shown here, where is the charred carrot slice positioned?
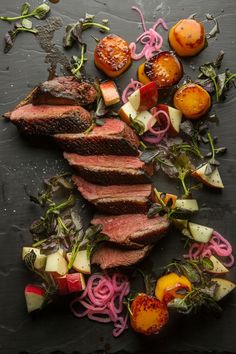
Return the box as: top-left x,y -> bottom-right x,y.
94,34 -> 132,78
138,51 -> 183,88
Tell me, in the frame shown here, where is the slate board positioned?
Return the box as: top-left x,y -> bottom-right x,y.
0,0 -> 236,353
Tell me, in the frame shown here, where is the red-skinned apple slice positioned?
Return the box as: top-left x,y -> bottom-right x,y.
66,273 -> 86,293
56,275 -> 69,295
156,104 -> 182,136
24,284 -> 46,312
128,81 -> 158,112
192,164 -> 224,189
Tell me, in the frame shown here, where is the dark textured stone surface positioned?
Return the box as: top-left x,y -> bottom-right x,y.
0,0 -> 236,353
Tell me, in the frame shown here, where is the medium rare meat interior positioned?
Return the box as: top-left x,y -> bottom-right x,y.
72,175 -> 153,214
64,153 -> 153,185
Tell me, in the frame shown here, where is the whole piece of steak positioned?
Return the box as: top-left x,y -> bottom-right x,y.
32,77 -> 97,106
55,118 -> 140,155
92,243 -> 153,269
91,213 -> 170,248
9,104 -> 92,135
72,175 -> 153,214
64,153 -> 153,185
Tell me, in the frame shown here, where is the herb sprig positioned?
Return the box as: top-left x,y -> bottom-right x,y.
63,13 -> 110,77
196,51 -> 236,102
1,2 -> 50,53
164,258 -> 222,315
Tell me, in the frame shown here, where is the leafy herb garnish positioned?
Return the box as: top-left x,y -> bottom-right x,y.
24,250 -> 57,303
0,3 -> 50,21
4,23 -> 38,53
63,14 -> 110,77
196,51 -> 236,102
164,258 -> 222,315
1,2 -> 50,53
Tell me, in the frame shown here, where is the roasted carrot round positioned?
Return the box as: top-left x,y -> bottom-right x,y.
130,293 -> 169,335
94,34 -> 132,78
173,83 -> 211,119
155,273 -> 192,303
168,19 -> 206,57
137,51 -> 183,88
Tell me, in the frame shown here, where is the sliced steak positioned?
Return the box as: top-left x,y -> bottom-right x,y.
92,243 -> 153,269
9,104 -> 92,135
72,175 -> 153,214
32,77 -> 97,106
91,213 -> 170,248
64,153 -> 153,185
55,118 -> 140,156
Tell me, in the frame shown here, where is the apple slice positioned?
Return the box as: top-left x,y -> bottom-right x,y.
100,80 -> 120,106
55,275 -> 69,295
24,284 -> 46,313
212,278 -> 236,301
192,164 -> 224,189
175,199 -> 199,212
207,256 -> 229,274
66,273 -> 86,293
22,247 -> 47,270
128,82 -> 158,112
132,111 -> 156,135
156,104 -> 182,136
188,222 -> 213,243
118,101 -> 137,125
45,251 -> 68,277
67,250 -> 91,274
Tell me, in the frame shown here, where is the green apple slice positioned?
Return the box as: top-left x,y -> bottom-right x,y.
188,222 -> 213,243
212,278 -> 236,301
175,199 -> 199,212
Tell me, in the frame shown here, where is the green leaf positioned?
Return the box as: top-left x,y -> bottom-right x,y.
63,24 -> 76,48
199,64 -> 217,79
21,18 -> 33,29
24,250 -> 37,271
201,257 -> 214,271
140,149 -> 159,164
21,2 -> 30,16
32,4 -> 50,20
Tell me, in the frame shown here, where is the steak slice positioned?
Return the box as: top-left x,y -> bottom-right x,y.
55,118 -> 140,156
72,175 -> 153,214
92,243 -> 153,269
64,153 -> 153,185
9,104 -> 92,135
91,213 -> 170,248
32,77 -> 97,106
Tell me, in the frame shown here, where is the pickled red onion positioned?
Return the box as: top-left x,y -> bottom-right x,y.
184,230 -> 234,268
142,109 -> 170,144
129,6 -> 168,61
122,78 -> 143,103
70,273 -> 130,337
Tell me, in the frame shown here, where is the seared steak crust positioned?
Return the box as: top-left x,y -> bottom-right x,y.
64,153 -> 153,185
9,104 -> 92,135
72,175 -> 152,214
91,213 -> 170,248
32,77 -> 97,106
55,119 -> 140,156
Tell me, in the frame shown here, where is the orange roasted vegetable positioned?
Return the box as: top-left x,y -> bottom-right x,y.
173,83 -> 211,119
94,34 -> 132,78
137,51 -> 183,88
130,293 -> 169,335
168,19 -> 206,57
155,273 -> 192,304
